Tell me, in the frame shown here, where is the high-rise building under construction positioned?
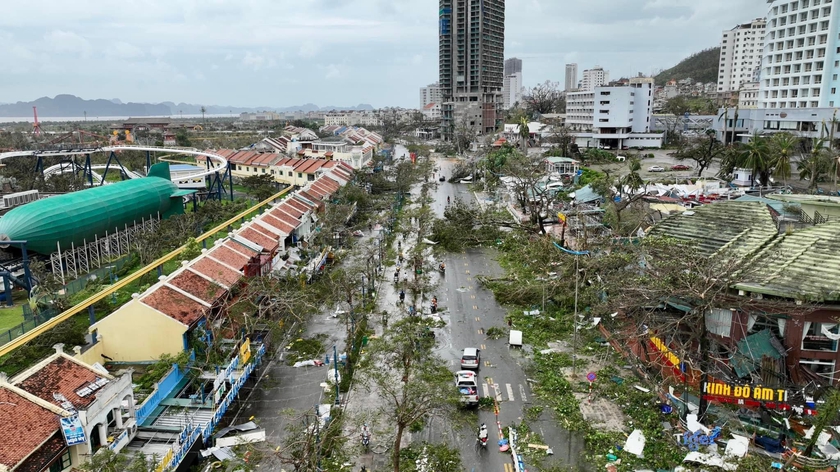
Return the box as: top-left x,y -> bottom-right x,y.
439,0 -> 505,139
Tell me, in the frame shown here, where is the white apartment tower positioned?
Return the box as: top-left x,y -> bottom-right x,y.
760,0 -> 840,108
565,63 -> 578,91
580,66 -> 609,91
566,77 -> 663,148
419,83 -> 443,109
717,18 -> 766,93
502,72 -> 523,109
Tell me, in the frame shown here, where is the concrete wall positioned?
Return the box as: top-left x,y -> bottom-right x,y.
91,300 -> 187,362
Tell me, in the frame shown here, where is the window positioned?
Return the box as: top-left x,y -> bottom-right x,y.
49,451 -> 72,472
800,358 -> 836,382
297,172 -> 303,178
802,322 -> 839,351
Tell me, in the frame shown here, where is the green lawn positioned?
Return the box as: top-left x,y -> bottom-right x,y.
0,291 -> 28,333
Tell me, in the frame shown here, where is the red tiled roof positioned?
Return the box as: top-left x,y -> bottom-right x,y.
238,226 -> 279,252
269,208 -> 300,228
16,356 -> 107,410
0,387 -> 62,470
424,103 -> 437,109
206,244 -> 251,271
282,200 -> 307,217
191,257 -> 242,288
317,177 -> 340,193
142,285 -> 206,326
297,191 -> 323,207
168,269 -> 226,304
15,432 -> 66,472
259,213 -> 295,234
224,239 -> 259,257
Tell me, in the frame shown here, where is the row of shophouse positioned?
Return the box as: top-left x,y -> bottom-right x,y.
0,163 -> 354,472
629,199 -> 840,410
195,125 -> 382,183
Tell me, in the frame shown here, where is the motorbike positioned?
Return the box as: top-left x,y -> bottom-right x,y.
478,424 -> 488,448
362,430 -> 371,451
399,290 -> 406,304
438,264 -> 446,275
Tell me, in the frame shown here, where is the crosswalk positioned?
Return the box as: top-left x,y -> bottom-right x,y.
481,379 -> 529,403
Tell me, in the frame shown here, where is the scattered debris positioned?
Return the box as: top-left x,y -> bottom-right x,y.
633,385 -> 650,393
293,359 -> 324,368
214,421 -> 259,438
624,429 -> 646,457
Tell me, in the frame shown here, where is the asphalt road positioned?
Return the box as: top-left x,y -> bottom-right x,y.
419,158 -> 586,472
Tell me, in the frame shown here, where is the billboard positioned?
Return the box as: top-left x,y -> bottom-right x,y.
60,414 -> 87,446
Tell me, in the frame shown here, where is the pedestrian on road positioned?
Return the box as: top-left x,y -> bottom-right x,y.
399,289 -> 405,304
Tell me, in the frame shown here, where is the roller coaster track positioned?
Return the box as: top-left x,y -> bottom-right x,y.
0,185 -> 293,358
0,145 -> 228,182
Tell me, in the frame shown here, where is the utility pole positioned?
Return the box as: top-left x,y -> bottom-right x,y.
333,345 -> 340,405
553,242 -> 589,377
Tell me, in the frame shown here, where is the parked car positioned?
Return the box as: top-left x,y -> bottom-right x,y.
460,347 -> 480,369
455,370 -> 480,406
671,164 -> 691,171
648,166 -> 665,172
439,176 -> 446,182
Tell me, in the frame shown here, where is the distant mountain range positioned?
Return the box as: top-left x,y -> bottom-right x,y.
0,94 -> 375,117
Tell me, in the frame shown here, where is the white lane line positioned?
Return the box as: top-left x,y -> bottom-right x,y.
482,383 -> 490,398
519,384 -> 528,402
494,383 -> 503,403
506,383 -> 515,402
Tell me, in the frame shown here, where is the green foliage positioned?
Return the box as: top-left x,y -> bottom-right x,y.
655,47 -> 721,85
240,174 -> 278,201
76,449 -> 157,472
135,351 -> 191,393
181,237 -> 201,260
175,129 -> 191,147
485,326 -> 507,340
581,148 -> 615,163
661,96 -> 718,115
577,167 -> 603,187
397,442 -> 463,472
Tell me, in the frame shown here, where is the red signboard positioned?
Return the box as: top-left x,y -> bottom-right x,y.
410,152 -> 416,164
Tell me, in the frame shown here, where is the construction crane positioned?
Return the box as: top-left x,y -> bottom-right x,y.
32,106 -> 42,136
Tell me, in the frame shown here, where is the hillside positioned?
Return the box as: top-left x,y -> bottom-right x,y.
655,47 -> 720,85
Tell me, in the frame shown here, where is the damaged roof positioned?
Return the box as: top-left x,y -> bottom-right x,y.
735,221 -> 840,302
0,386 -> 65,470
14,355 -> 112,410
648,201 -> 778,258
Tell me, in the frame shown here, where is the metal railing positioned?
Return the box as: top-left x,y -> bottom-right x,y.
0,187 -> 293,357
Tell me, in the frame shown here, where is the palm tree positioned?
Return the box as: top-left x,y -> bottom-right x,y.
718,106 -> 729,146
799,137 -> 830,192
518,117 -> 530,153
200,106 -> 207,126
770,132 -> 797,188
739,132 -> 770,187
622,158 -> 645,195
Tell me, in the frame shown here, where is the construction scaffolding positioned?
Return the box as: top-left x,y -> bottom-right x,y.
50,215 -> 161,284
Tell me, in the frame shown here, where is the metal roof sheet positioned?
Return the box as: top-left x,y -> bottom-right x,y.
735,220 -> 840,301
648,201 -> 778,259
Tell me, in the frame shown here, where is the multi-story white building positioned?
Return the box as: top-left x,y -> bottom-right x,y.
323,112 -> 383,127
565,63 -> 578,91
760,0 -> 840,109
565,77 -> 663,149
738,81 -> 761,108
419,83 -> 442,109
580,66 -> 609,92
717,18 -> 766,94
502,72 -> 523,109
422,103 -> 442,121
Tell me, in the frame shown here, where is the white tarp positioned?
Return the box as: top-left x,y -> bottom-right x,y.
724,434 -> 749,458
624,429 -> 646,457
683,451 -> 736,471
215,430 -> 266,448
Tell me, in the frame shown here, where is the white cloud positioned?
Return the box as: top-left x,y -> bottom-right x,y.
299,42 -> 320,58
411,54 -> 423,65
325,64 -> 342,79
109,41 -> 144,59
43,30 -> 91,57
241,51 -> 276,71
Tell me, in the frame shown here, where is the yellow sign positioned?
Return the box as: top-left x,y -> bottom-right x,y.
240,338 -> 252,364
649,335 -> 680,368
155,449 -> 174,472
557,212 -> 567,223
703,381 -> 788,403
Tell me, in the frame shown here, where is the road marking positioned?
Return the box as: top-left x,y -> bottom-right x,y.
520,384 -> 528,402
504,463 -> 515,472
473,305 -> 478,310
471,295 -> 476,299
506,384 -> 515,402
484,360 -> 492,367
465,270 -> 470,274
482,383 -> 490,397
494,383 -> 503,402
475,316 -> 480,321
468,285 -> 473,290
478,328 -> 484,335
480,344 -> 486,350
464,262 -> 469,266
485,377 -> 493,384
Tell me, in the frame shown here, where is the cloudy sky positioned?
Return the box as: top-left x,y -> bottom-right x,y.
0,0 -> 766,109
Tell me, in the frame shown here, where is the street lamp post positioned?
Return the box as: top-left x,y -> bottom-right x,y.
333,345 -> 340,405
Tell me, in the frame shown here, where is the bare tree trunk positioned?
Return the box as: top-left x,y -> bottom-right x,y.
393,423 -> 405,472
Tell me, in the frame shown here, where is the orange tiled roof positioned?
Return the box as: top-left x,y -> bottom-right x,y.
191,257 -> 242,288
16,356 -> 109,410
142,286 -> 206,326
0,387 -> 62,470
168,269 -> 227,304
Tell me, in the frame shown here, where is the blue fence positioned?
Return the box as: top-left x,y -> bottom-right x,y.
135,364 -> 186,426
163,344 -> 266,472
